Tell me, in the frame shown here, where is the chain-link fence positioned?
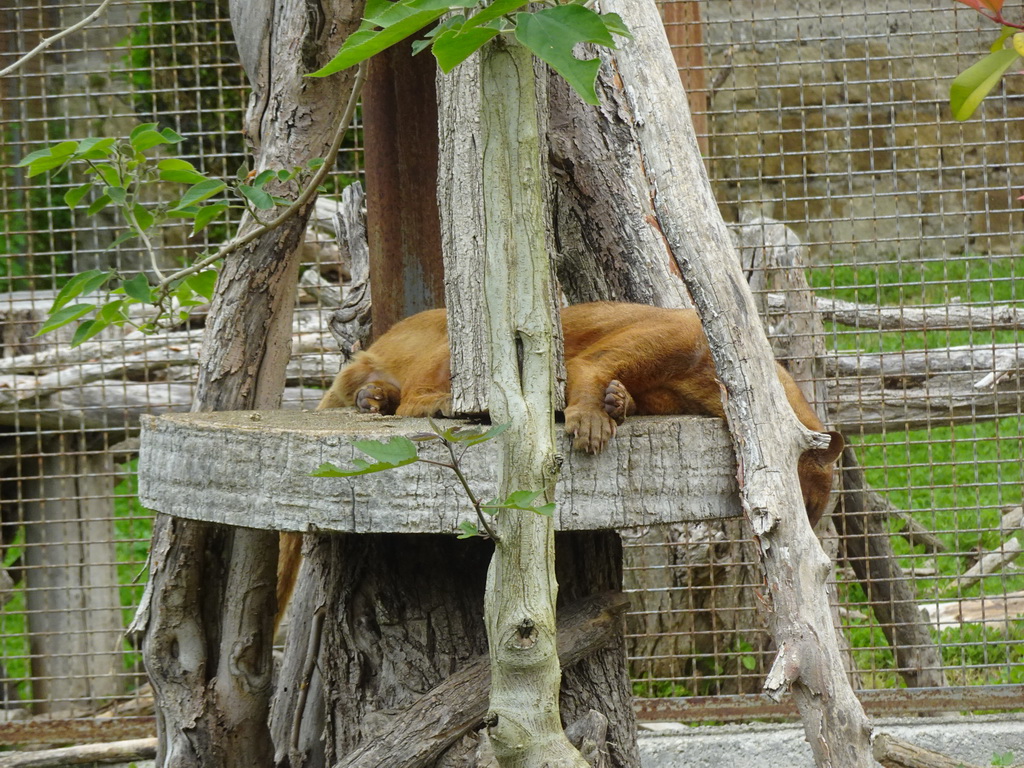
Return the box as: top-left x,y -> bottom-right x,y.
1,0 -> 1021,748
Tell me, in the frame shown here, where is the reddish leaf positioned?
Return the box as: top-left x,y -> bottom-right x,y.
954,0 -> 1004,13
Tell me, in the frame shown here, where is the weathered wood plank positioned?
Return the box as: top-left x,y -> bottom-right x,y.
138,410 -> 741,533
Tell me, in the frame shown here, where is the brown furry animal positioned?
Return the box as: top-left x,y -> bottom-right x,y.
276,302 -> 843,624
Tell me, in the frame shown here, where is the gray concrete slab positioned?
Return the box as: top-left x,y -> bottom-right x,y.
639,715 -> 1024,768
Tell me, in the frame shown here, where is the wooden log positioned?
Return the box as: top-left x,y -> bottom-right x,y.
0,737 -> 157,768
827,346 -> 1024,433
919,590 -> 1024,629
872,732 -> 986,768
21,436 -> 125,711
954,537 -> 1023,591
138,410 -> 741,534
765,293 -> 1024,332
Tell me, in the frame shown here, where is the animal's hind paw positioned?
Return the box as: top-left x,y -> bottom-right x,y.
603,379 -> 634,425
356,382 -> 398,414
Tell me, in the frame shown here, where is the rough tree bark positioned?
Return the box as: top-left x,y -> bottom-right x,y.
477,36 -> 587,766
131,2 -> 364,765
598,0 -> 874,763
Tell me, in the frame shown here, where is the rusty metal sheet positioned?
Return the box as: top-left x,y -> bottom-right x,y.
635,684 -> 1024,722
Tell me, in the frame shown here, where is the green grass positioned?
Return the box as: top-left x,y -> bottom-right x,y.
809,253 -> 1023,353
810,253 -> 1024,692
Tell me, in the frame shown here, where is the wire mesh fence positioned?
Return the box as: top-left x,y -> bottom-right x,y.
0,0 -> 1021,748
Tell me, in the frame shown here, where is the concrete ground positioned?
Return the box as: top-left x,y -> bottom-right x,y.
639,714 -> 1024,767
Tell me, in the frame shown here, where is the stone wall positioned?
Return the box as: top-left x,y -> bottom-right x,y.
697,0 -> 1024,260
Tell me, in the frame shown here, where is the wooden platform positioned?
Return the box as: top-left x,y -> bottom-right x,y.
138,410 -> 743,533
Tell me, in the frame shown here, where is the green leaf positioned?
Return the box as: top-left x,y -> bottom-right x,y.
238,183 -> 276,210
129,123 -> 159,142
51,269 -> 111,312
311,436 -> 421,477
531,502 -> 555,517
352,435 -> 419,464
50,140 -> 79,158
310,0 -> 465,77
442,424 -> 485,442
26,154 -> 71,178
130,123 -> 180,151
33,303 -> 95,337
129,129 -> 170,152
989,26 -> 1016,53
70,319 -> 101,347
64,182 -> 94,209
252,169 -> 276,188
131,203 -> 155,232
86,194 -> 112,216
515,5 -> 617,106
105,186 -> 127,205
96,298 -> 127,324
186,269 -> 218,301
503,489 -> 544,507
16,147 -> 55,167
160,126 -> 185,143
158,158 -> 208,184
72,136 -> 116,160
106,229 -> 139,250
457,521 -> 479,539
432,24 -> 500,72
71,314 -> 122,346
172,179 -> 227,210
69,300 -> 128,345
463,0 -> 527,29
122,273 -> 154,303
307,158 -> 325,169
599,12 -> 631,39
192,203 -> 229,234
741,655 -> 756,671
92,163 -> 122,187
949,47 -> 1022,121
462,421 -> 509,446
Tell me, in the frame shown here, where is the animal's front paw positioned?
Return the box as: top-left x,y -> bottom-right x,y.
603,379 -> 634,425
564,405 -> 616,454
355,382 -> 398,414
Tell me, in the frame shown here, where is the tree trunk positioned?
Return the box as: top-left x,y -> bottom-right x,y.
478,36 -> 585,766
134,2 -> 364,765
600,0 -> 873,764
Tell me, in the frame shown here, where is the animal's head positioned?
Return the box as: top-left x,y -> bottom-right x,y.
798,431 -> 845,528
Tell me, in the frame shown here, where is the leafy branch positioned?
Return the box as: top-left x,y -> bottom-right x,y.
310,0 -> 630,105
950,0 -> 1024,120
310,420 -> 556,541
17,63 -> 367,345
